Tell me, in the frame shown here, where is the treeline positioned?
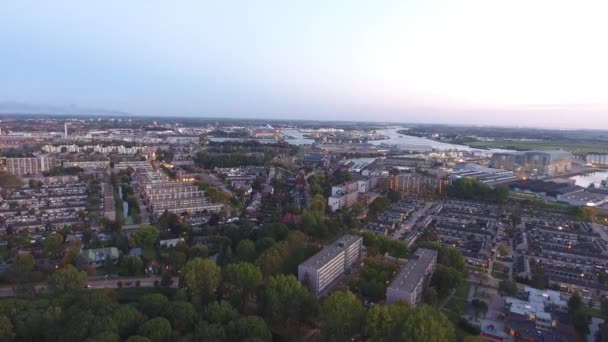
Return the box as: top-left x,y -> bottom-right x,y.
207,140 -> 298,156
194,152 -> 268,169
447,178 -> 508,203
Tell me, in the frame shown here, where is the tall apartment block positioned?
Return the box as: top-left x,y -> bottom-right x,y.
298,234 -> 363,296
389,173 -> 448,196
386,248 -> 437,306
5,156 -> 56,176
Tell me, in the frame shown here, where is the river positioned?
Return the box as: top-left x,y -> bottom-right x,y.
210,127 -> 509,152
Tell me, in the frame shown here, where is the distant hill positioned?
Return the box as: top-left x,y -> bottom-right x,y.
0,101 -> 129,116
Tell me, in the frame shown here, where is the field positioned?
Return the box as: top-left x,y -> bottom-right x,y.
466,139 -> 608,153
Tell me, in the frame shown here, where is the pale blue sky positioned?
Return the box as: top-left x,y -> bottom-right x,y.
1,0 -> 607,128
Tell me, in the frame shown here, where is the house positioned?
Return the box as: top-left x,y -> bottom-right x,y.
81,247 -> 120,267
160,238 -> 185,248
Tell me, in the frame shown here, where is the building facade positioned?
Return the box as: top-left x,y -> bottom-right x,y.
5,156 -> 56,175
489,150 -> 572,176
298,234 -> 362,296
386,248 -> 437,306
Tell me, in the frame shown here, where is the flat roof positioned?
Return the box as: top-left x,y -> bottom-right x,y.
299,234 -> 362,270
388,248 -> 437,293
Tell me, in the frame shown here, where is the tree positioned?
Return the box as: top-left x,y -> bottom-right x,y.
387,190 -> 402,203
568,293 -> 583,314
438,246 -> 466,272
0,315 -> 14,341
235,240 -> 256,262
226,316 -> 272,342
203,300 -> 238,324
47,265 -> 87,293
365,303 -> 412,341
183,257 -> 222,306
84,331 -> 120,342
130,225 -> 160,248
498,280 -> 518,296
400,304 -> 455,342
137,317 -> 172,342
161,301 -> 196,333
112,305 -> 143,336
423,287 -> 439,306
364,303 -> 454,342
497,244 -> 509,257
471,299 -> 489,318
139,293 -> 169,317
7,253 -> 35,284
194,322 -> 226,342
120,255 -> 144,276
431,265 -> 463,298
188,245 -> 209,259
258,274 -> 318,323
43,233 -> 64,258
125,337 -> 151,342
601,297 -> 608,317
223,262 -> 263,309
319,291 -> 365,341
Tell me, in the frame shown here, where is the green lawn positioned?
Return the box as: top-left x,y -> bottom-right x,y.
581,305 -> 608,320
443,281 -> 470,323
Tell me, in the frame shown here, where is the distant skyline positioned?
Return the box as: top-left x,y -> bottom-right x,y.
1,1 -> 607,129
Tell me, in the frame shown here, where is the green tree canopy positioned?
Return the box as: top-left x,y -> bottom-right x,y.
223,262 -> 263,309
130,225 -> 160,248
258,274 -> 318,323
226,316 -> 272,342
183,257 -> 222,306
47,265 -> 87,293
137,317 -> 172,342
320,291 -> 365,341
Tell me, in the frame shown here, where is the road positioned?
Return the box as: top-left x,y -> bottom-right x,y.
0,276 -> 179,298
390,202 -> 434,240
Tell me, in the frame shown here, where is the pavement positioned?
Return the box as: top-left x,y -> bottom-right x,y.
0,276 -> 179,297
390,202 -> 434,240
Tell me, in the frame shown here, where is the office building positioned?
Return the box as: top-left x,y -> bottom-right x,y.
298,234 -> 362,296
386,248 -> 437,306
489,150 -> 572,176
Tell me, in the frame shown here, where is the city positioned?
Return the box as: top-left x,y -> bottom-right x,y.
2,1 -> 608,341
0,116 -> 606,341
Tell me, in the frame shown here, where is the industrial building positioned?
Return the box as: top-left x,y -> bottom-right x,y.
298,234 -> 362,296
489,150 -> 572,176
386,248 -> 437,306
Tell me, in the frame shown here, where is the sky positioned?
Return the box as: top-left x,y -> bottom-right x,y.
1,0 -> 607,128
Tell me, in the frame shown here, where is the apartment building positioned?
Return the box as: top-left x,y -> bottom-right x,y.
386,248 -> 437,306
327,177 -> 382,212
5,156 -> 56,175
389,173 -> 448,196
298,234 -> 362,296
489,150 -> 572,175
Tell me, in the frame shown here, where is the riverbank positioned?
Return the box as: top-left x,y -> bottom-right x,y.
395,130 -> 608,153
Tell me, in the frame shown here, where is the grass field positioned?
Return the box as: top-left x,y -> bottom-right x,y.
466,139 -> 608,153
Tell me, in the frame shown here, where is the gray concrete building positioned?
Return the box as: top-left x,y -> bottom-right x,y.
298,234 -> 362,296
386,248 -> 437,306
